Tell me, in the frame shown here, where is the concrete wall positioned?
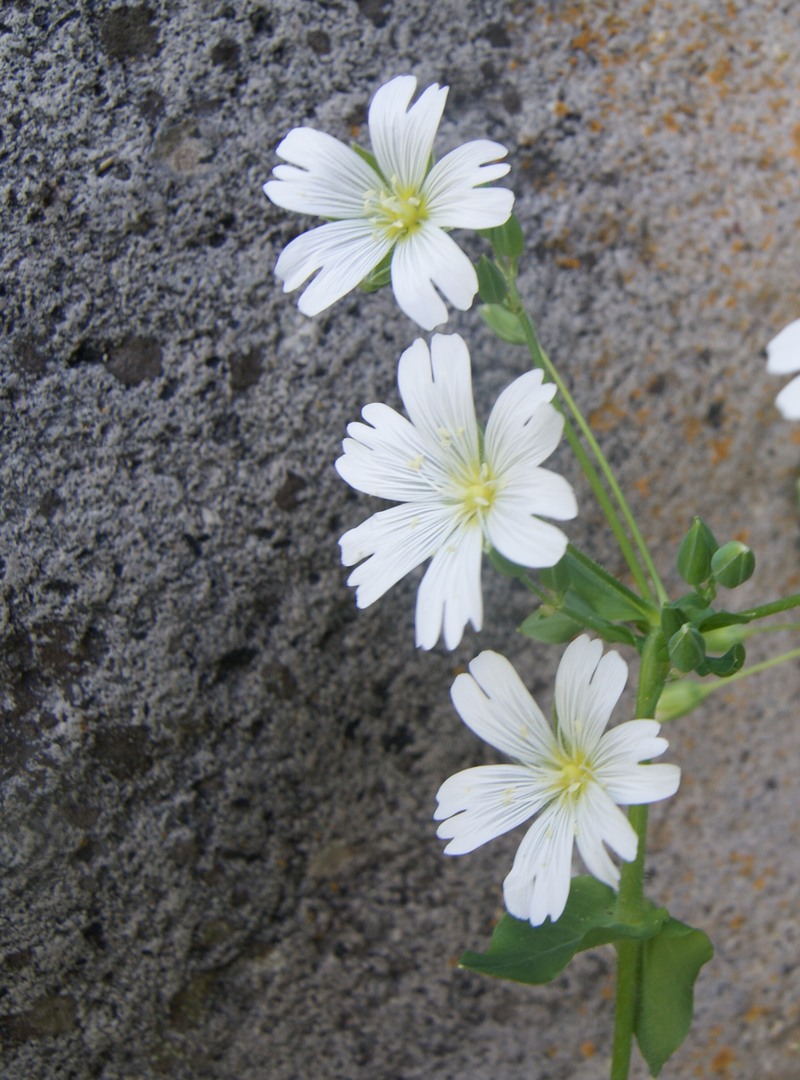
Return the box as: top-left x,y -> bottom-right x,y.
2,1 -> 799,1077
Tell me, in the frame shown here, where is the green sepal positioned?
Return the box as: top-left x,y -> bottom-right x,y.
538,559 -> 572,596
479,303 -> 527,345
460,877 -> 667,986
486,547 -> 532,583
695,643 -> 746,677
519,607 -> 585,644
358,251 -> 392,293
667,624 -> 706,673
557,590 -> 638,645
476,256 -> 508,304
676,517 -> 718,586
481,213 -> 525,259
710,541 -> 756,589
635,917 -> 714,1076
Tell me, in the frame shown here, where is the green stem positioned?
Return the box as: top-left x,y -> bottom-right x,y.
738,593 -> 800,621
609,631 -> 670,1080
505,280 -> 667,605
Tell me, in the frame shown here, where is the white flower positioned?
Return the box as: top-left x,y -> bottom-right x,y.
434,636 -> 681,926
263,75 -> 514,330
766,319 -> 800,419
335,334 -> 577,650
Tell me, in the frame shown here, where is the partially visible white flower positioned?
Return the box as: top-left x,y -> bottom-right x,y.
335,334 -> 577,650
766,319 -> 800,419
263,75 -> 514,330
434,636 -> 680,926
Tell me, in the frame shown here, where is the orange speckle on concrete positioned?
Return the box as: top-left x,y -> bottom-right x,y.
744,1005 -> 765,1023
553,100 -> 571,118
634,476 -> 650,498
580,1041 -> 596,1058
791,123 -> 800,162
589,394 -> 627,432
683,417 -> 703,444
710,1047 -> 736,1073
710,436 -> 733,464
349,125 -> 361,139
729,913 -> 745,930
662,112 -> 680,132
556,255 -> 581,269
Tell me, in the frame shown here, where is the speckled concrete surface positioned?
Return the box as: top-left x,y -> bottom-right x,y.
1,1 -> 799,1078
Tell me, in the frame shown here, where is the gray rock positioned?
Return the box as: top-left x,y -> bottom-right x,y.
2,1 -> 799,1078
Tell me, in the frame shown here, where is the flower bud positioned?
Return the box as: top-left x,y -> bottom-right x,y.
655,679 -> 711,722
668,624 -> 706,672
676,517 -> 718,586
710,541 -> 755,589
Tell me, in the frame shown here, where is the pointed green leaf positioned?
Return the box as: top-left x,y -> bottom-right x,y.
635,917 -> 713,1076
488,214 -> 525,258
358,250 -> 392,292
460,877 -> 666,986
350,142 -> 382,176
563,546 -> 654,623
519,607 -> 585,644
479,303 -> 527,345
476,256 -> 508,303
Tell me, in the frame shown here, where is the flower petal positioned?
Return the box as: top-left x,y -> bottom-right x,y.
766,319 -> 800,375
554,637 -> 628,754
335,403 -> 448,503
775,374 -> 800,420
450,650 -> 557,764
368,75 -> 447,191
274,220 -> 393,316
485,384 -> 564,475
599,762 -> 681,806
434,764 -> 548,853
496,467 -> 579,523
424,139 -> 514,228
415,521 -> 483,649
484,503 -> 569,568
396,335 -> 480,467
264,128 -> 380,218
339,501 -> 458,609
503,799 -> 576,926
575,781 -> 638,886
391,224 -> 477,330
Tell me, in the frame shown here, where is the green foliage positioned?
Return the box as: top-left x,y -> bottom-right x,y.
479,303 -> 527,344
519,606 -> 585,643
482,213 -> 525,259
476,256 -> 508,304
635,918 -> 714,1076
460,877 -> 667,986
350,142 -> 381,176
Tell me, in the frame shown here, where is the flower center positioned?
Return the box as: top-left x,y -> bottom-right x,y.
365,179 -> 428,238
554,751 -> 593,798
459,461 -> 499,519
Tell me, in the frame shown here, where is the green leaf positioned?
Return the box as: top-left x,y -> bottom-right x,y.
519,607 -> 585,643
695,643 -> 746,677
460,877 -> 666,986
484,214 -> 525,259
479,303 -> 527,345
635,917 -> 713,1076
696,610 -> 751,632
476,256 -> 508,303
563,545 -> 655,623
